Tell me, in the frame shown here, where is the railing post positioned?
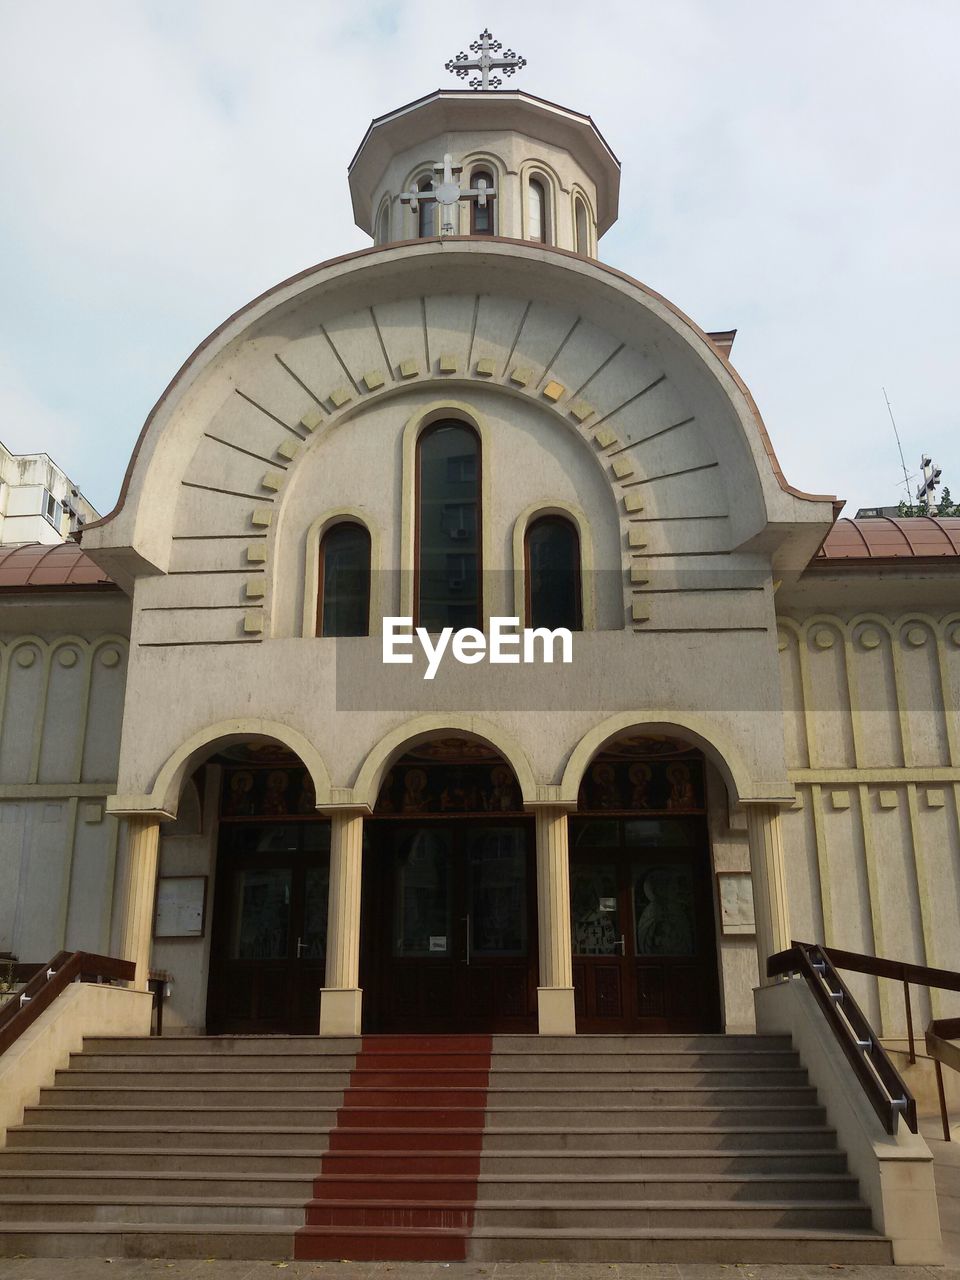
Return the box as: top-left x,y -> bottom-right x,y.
935,1058 -> 951,1142
903,978 -> 916,1064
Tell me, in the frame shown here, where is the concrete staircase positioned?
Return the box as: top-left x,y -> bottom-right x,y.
0,1032 -> 894,1262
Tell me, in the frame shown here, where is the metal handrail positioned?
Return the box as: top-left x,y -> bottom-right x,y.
0,951 -> 135,1058
768,941 -> 918,1136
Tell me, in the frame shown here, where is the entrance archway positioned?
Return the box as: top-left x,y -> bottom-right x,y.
203,740 -> 331,1034
360,736 -> 537,1033
570,732 -> 721,1033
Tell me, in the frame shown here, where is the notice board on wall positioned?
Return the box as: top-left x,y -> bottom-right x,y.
154,876 -> 207,938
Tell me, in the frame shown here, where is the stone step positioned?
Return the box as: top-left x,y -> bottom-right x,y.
487,1051 -> 803,1070
39,1086 -> 354,1108
478,1127 -> 841,1153
0,1172 -> 314,1199
0,1223 -> 294,1260
310,1173 -> 860,1201
350,1068 -> 810,1089
5,1126 -> 337,1151
55,1069 -> 351,1089
22,1105 -> 344,1128
303,1198 -> 872,1231
80,1036 -> 360,1055
0,1148 -> 329,1174
67,1054 -> 356,1076
489,1034 -> 794,1052
0,1197 -> 305,1227
307,1149 -> 848,1176
345,1104 -> 828,1128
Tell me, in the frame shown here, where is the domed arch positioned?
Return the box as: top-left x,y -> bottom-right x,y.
354,714 -> 537,811
560,710 -> 784,807
114,718 -> 332,818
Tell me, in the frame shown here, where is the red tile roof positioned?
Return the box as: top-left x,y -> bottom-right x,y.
0,542 -> 116,590
817,516 -> 960,562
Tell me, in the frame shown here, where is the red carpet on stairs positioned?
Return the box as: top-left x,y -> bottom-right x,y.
294,1034 -> 493,1261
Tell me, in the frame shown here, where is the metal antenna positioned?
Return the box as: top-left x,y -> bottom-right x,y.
883,387 -> 913,505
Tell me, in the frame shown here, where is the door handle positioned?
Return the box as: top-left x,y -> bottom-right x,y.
296,936 -> 308,958
463,914 -> 471,966
615,934 -> 626,955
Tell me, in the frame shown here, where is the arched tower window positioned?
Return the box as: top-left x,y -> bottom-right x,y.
416,421 -> 481,631
574,197 -> 589,255
470,169 -> 496,235
416,176 -> 436,238
525,515 -> 582,631
317,522 -> 371,637
376,201 -> 390,246
527,177 -> 547,243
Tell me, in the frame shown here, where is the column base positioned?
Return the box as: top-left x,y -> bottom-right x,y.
537,986 -> 576,1035
318,987 -> 363,1036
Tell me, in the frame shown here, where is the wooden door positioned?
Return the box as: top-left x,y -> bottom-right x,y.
571,816 -> 721,1033
206,822 -> 329,1033
362,819 -> 537,1033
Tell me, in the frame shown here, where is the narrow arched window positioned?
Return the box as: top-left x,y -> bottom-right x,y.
376,202 -> 390,246
470,169 -> 495,235
525,515 -> 582,631
317,522 -> 371,637
527,178 -> 547,243
416,422 -> 481,631
416,177 -> 436,238
575,197 -> 589,255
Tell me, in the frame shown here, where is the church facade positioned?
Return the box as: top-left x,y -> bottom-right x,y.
2,83 -> 959,1055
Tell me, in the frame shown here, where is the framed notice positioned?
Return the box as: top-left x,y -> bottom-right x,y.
154,876 -> 208,939
716,871 -> 755,936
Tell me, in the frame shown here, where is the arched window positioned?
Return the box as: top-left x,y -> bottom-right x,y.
416,422 -> 481,631
574,197 -> 589,255
317,522 -> 371,637
376,201 -> 390,246
527,177 -> 547,243
525,515 -> 582,631
416,176 -> 436,238
470,169 -> 496,235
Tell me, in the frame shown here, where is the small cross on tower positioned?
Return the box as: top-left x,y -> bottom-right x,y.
445,29 -> 526,91
400,154 -> 497,237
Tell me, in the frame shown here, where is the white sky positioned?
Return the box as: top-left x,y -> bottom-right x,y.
0,0 -> 957,517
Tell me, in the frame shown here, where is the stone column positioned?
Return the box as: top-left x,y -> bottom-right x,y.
534,805 -> 577,1035
745,803 -> 791,986
319,809 -> 364,1036
118,815 -> 162,990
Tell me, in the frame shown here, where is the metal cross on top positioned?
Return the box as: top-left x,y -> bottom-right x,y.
400,153 -> 496,237
445,29 -> 526,91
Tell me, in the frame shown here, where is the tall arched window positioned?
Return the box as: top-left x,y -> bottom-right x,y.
574,197 -> 589,255
470,169 -> 496,235
416,422 -> 481,631
416,177 -> 436,238
527,178 -> 547,243
376,201 -> 390,246
525,515 -> 582,631
317,522 -> 371,637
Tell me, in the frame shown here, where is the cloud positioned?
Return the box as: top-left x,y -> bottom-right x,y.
0,0 -> 957,513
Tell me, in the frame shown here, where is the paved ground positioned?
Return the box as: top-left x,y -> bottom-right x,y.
922,1114 -> 960,1267
0,1264 -> 957,1279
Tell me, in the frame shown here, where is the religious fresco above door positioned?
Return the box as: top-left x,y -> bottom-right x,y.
577,736 -> 705,813
373,738 -> 523,816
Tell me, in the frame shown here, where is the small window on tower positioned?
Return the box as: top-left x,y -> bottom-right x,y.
470,169 -> 495,235
527,178 -> 547,244
376,202 -> 390,246
575,197 -> 590,255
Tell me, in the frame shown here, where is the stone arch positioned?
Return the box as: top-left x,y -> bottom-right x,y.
354,714 -> 537,811
560,710 -> 766,807
125,718 -> 332,818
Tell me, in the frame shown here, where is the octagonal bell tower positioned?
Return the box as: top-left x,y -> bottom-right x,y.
348,32 -> 620,257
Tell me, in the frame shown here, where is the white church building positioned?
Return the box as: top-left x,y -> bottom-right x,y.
0,36 -> 957,1265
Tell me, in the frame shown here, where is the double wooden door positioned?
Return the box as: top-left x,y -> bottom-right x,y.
361,819 -> 538,1032
569,815 -> 721,1033
206,822 -> 329,1033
